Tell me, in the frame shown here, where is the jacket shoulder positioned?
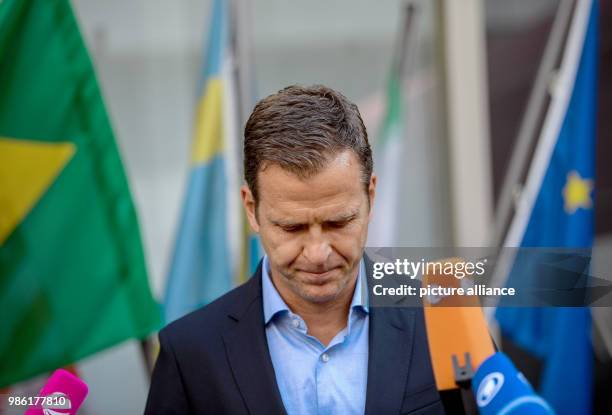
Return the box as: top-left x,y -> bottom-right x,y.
160,276 -> 259,345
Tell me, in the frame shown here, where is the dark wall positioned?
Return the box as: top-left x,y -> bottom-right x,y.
595,0 -> 612,234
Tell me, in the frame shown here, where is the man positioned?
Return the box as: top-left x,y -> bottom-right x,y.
145,85 -> 444,414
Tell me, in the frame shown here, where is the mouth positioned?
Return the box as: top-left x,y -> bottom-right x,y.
296,267 -> 341,284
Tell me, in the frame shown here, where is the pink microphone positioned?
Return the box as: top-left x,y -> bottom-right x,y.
24,369 -> 88,415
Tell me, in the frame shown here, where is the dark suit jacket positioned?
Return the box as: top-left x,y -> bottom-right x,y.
145,262 -> 445,414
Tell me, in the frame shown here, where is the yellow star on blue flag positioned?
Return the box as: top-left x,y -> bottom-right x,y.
562,170 -> 593,214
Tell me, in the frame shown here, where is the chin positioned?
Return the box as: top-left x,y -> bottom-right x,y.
299,291 -> 339,304
295,281 -> 346,304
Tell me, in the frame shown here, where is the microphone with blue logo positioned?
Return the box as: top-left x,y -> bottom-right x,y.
472,352 -> 555,415
422,259 -> 555,414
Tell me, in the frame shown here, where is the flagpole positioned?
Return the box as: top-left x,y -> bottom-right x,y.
490,0 -> 575,248
140,338 -> 155,377
486,0 -> 575,319
230,0 -> 259,283
485,2 -> 576,323
394,2 -> 417,79
231,0 -> 256,130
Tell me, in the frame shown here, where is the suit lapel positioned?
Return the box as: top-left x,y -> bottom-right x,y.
364,306 -> 417,415
222,257 -> 417,415
222,271 -> 286,415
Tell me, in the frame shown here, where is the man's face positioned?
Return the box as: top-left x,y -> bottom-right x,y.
241,150 -> 376,305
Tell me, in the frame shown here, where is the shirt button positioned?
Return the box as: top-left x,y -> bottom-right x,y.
321,353 -> 330,363
292,319 -> 300,328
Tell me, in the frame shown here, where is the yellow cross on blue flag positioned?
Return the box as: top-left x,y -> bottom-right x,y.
164,0 -> 242,323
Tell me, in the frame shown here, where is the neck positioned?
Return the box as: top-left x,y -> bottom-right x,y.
270,268 -> 358,346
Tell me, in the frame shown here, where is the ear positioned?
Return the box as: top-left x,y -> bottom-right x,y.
368,174 -> 377,220
241,184 -> 260,232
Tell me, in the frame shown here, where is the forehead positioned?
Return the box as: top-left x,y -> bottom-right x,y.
257,151 -> 366,221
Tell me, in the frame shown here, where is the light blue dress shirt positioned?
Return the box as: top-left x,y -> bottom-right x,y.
262,256 -> 369,415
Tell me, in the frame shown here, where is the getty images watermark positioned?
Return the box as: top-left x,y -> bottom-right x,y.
363,247 -> 612,308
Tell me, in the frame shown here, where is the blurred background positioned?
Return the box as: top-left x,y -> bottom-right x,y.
1,0 -> 611,413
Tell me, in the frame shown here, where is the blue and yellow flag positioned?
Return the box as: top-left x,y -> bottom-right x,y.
496,0 -> 598,413
164,0 -> 241,323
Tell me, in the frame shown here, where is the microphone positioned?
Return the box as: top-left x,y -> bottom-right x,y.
473,352 -> 554,415
24,369 -> 89,415
422,258 -> 496,391
422,258 -> 496,414
422,259 -> 554,414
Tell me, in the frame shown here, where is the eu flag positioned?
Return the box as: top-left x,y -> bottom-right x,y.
496,0 -> 598,413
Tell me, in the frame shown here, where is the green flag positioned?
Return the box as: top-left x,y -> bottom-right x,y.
0,0 -> 160,387
368,73 -> 405,246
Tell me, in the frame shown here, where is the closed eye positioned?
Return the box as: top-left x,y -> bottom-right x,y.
280,224 -> 306,233
324,218 -> 353,229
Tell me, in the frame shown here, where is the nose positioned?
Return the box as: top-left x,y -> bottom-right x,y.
302,227 -> 332,266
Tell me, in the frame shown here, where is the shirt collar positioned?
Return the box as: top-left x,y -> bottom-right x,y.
261,255 -> 369,325
262,256 -> 290,324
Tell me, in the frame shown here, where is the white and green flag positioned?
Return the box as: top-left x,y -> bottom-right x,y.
369,75 -> 405,246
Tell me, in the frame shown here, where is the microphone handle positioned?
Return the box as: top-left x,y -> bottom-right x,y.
460,386 -> 479,415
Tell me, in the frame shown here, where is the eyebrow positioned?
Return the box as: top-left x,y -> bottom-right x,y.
269,210 -> 360,227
